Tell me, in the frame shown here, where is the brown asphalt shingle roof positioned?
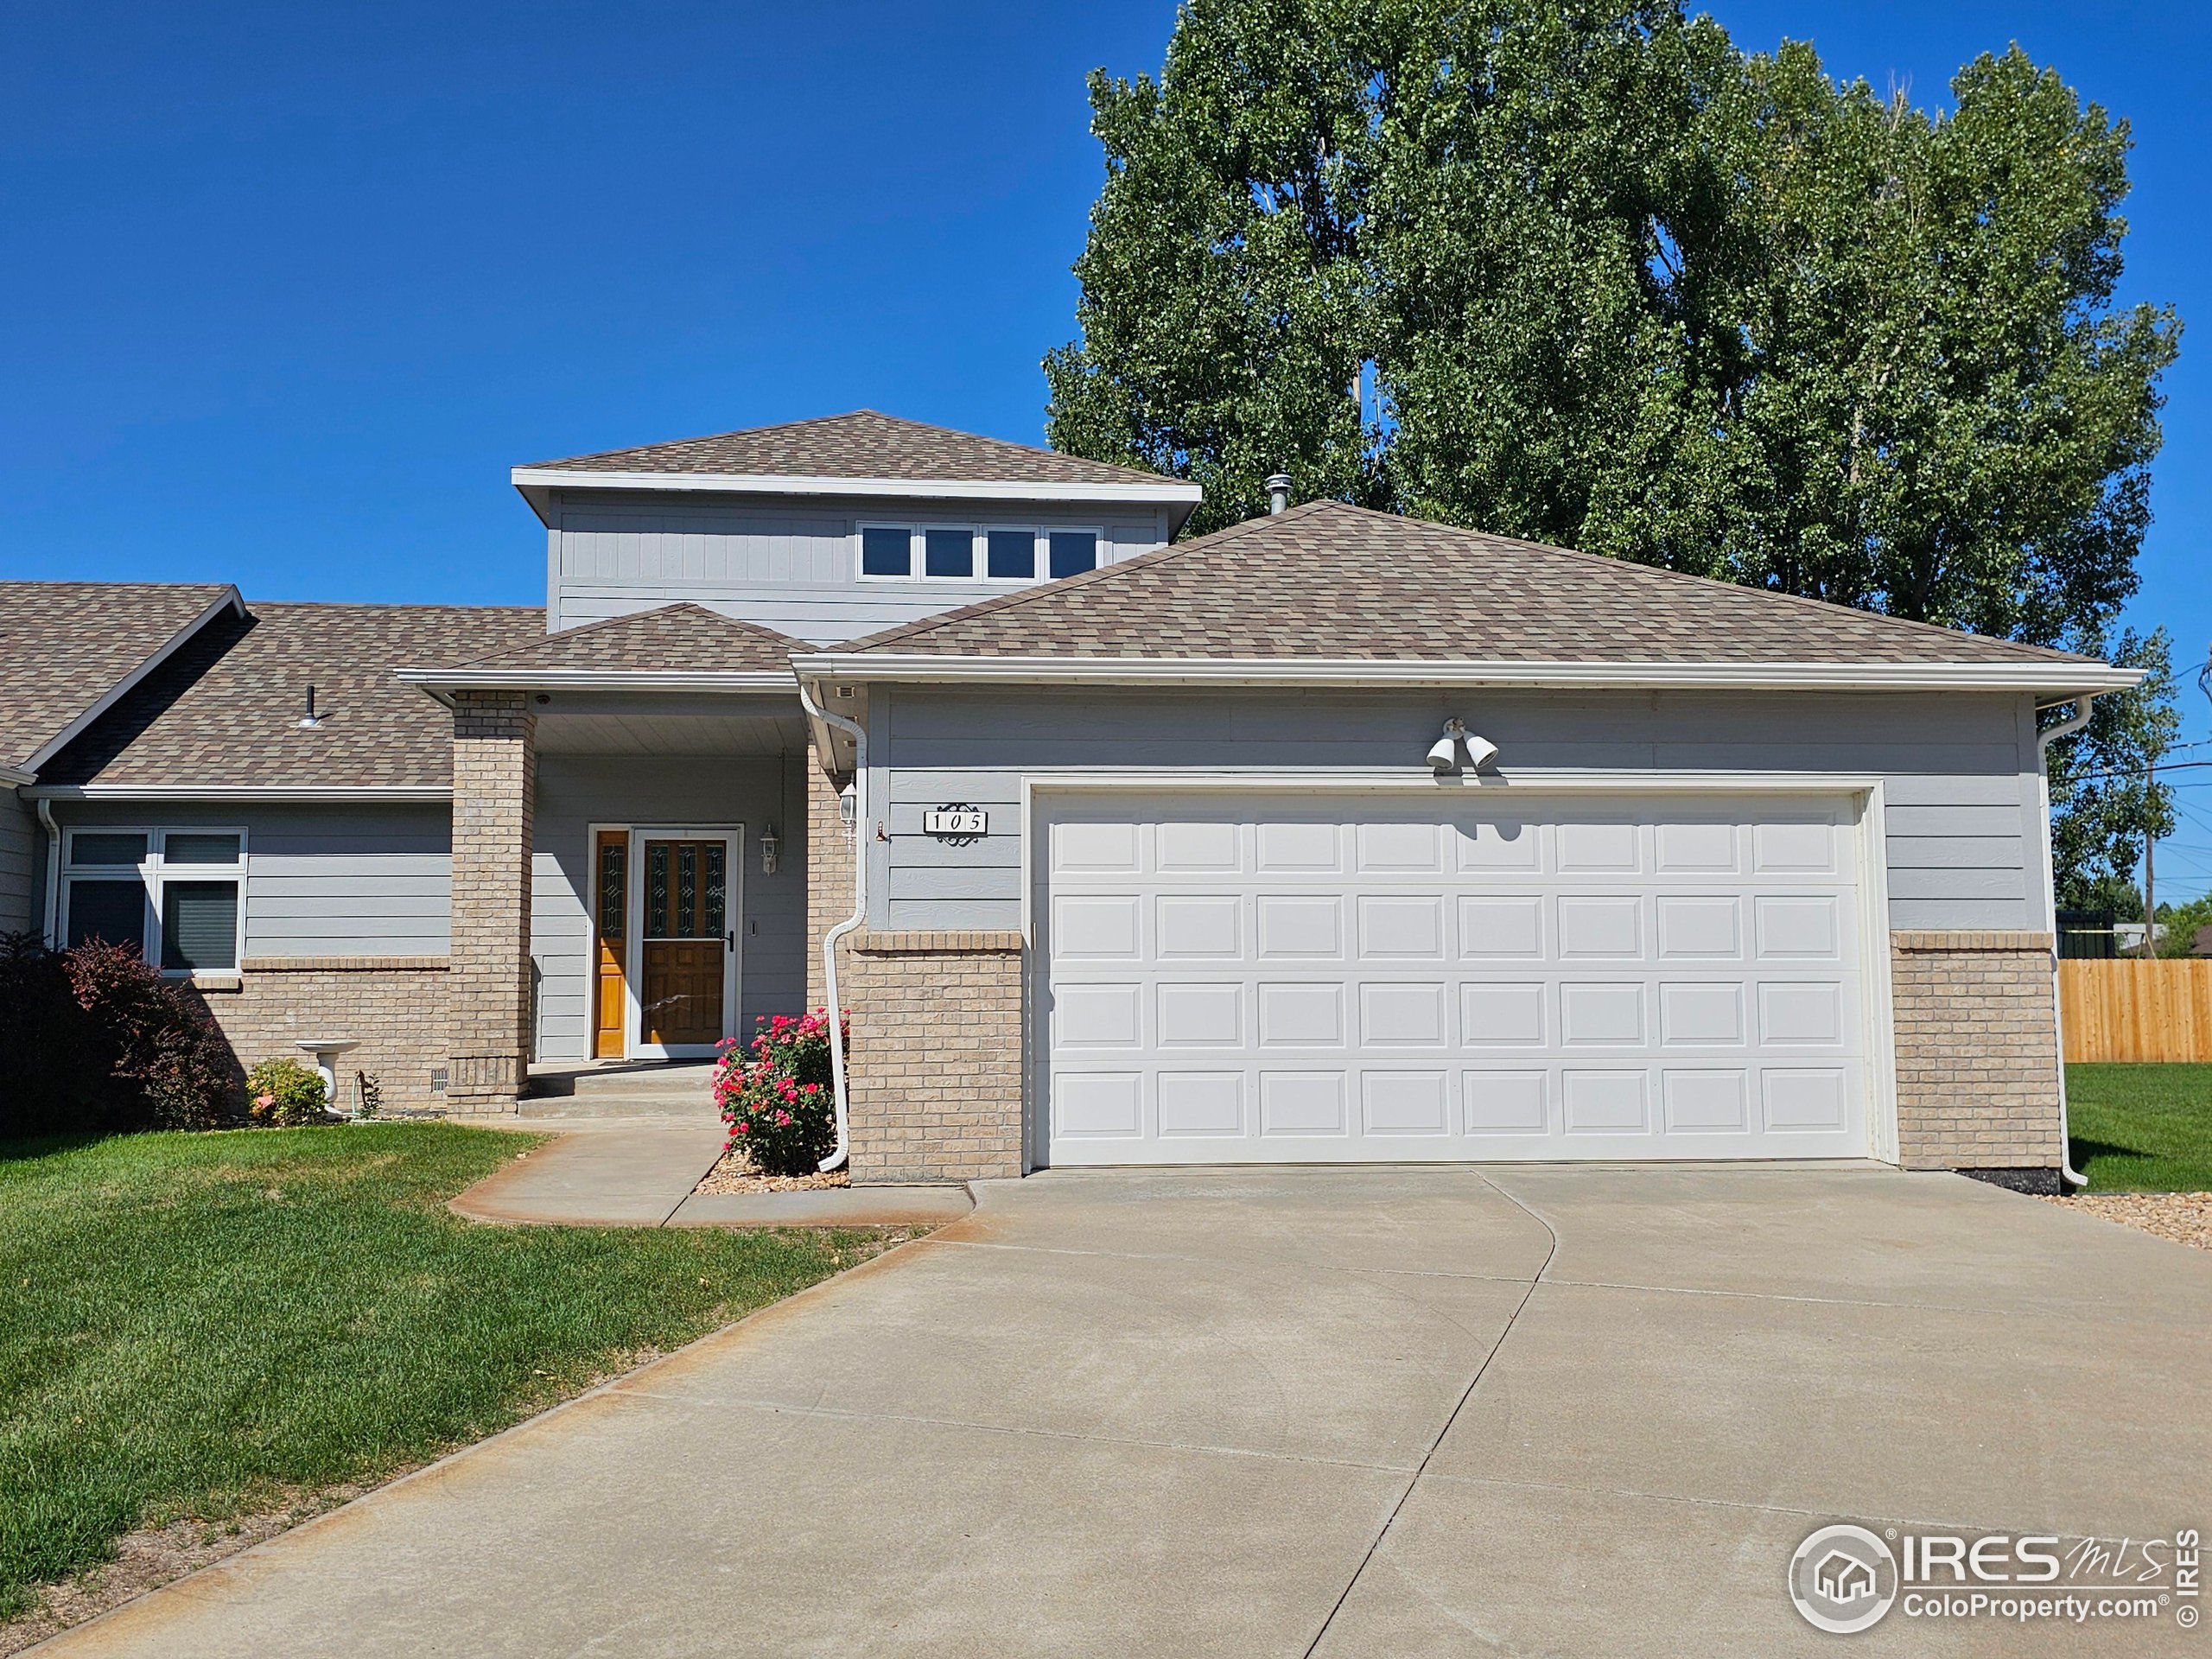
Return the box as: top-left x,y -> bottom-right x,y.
835,500 -> 2096,668
524,410 -> 1179,490
444,603 -> 796,675
41,602 -> 543,790
0,582 -> 238,770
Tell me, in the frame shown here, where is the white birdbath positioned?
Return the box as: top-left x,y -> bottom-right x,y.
295,1038 -> 363,1117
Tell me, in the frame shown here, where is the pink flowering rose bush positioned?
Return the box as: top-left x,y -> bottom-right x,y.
714,1009 -> 844,1176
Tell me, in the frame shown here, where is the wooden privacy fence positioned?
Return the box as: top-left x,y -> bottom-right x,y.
2059,958 -> 2212,1062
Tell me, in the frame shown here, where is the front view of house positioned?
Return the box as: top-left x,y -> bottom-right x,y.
0,412 -> 2136,1188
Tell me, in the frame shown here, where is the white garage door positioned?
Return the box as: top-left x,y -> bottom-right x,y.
1039,792 -> 1871,1166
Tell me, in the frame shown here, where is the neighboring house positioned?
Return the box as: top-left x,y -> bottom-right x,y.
3,411 -> 2137,1191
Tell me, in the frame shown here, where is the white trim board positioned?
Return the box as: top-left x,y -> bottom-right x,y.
798,655 -> 2139,695
512,467 -> 1200,510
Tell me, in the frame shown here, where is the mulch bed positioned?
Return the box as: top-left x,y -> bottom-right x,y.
694,1153 -> 851,1196
2041,1191 -> 2212,1251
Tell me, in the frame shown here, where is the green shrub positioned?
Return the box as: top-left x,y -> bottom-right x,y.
246,1057 -> 328,1126
714,1011 -> 842,1176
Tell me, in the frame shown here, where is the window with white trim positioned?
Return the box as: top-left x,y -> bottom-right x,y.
857,524 -> 1103,584
61,828 -> 247,973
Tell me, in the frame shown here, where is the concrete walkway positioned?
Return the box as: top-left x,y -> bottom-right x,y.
39,1166 -> 2212,1657
451,1120 -> 974,1230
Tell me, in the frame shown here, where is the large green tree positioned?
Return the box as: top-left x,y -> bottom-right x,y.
1046,0 -> 2180,892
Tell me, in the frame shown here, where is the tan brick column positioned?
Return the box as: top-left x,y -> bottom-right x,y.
1890,930 -> 2063,1177
805,740 -> 855,1014
845,930 -> 1026,1183
447,690 -> 536,1112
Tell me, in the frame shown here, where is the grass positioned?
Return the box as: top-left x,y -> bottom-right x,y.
2065,1064 -> 2212,1192
0,1123 -> 889,1618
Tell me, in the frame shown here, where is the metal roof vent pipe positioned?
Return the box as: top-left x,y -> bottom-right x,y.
298,684 -> 321,729
1265,471 -> 1293,515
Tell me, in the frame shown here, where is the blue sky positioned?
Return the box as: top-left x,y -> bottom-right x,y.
3,2 -> 2206,895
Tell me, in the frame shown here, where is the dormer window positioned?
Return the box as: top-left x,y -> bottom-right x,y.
858,524 -> 1103,584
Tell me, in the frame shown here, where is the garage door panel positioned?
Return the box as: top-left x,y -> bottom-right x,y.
1156,820 -> 1240,872
1456,818 -> 1542,872
1258,982 -> 1344,1046
1460,895 -> 1543,958
1559,982 -> 1646,1046
1557,895 -> 1643,959
1558,819 -> 1642,872
1663,1070 -> 1751,1132
1256,894 -> 1343,958
1041,792 -> 1870,1166
1463,982 -> 1546,1046
1656,895 -> 1742,958
1257,1071 -> 1347,1136
1156,894 -> 1242,959
1362,1071 -> 1451,1134
1357,894 -> 1446,958
1158,1071 -> 1245,1136
1358,982 -> 1449,1047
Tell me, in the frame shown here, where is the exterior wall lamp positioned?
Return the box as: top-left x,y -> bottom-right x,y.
759,824 -> 780,874
1427,717 -> 1500,776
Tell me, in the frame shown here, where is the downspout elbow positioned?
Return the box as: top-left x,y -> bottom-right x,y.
797,680 -> 866,1173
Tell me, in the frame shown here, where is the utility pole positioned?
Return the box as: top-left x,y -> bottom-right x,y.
2144,759 -> 2158,957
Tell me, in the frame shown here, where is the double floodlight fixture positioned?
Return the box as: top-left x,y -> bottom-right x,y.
1427,717 -> 1500,776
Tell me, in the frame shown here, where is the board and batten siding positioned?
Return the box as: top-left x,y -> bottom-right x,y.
865,687 -> 2050,934
531,753 -> 808,1062
544,489 -> 1173,645
51,801 -> 454,957
0,786 -> 37,935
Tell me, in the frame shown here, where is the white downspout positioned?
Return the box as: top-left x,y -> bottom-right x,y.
2038,694 -> 2101,1191
36,797 -> 62,945
797,679 -> 865,1173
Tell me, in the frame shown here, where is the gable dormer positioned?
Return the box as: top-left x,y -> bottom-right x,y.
513,410 -> 1200,645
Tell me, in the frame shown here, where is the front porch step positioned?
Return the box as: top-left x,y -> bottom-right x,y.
518,1059 -> 723,1120
515,1092 -> 722,1121
524,1060 -> 720,1100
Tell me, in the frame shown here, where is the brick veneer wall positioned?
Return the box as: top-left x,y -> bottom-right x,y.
845,930 -> 1024,1184
1890,930 -> 2063,1173
194,957 -> 451,1112
805,741 -> 855,1015
448,690 -> 536,1111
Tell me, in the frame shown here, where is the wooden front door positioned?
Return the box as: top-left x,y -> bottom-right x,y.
639,837 -> 728,1047
591,830 -> 627,1058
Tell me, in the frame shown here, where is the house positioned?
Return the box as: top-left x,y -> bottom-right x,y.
2,410 -> 2137,1191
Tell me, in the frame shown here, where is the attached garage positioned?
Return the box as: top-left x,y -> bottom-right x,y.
802,498 -> 2141,1186
1036,791 -> 1878,1166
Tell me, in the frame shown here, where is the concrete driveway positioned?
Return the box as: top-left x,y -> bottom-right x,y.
41,1166 -> 2212,1657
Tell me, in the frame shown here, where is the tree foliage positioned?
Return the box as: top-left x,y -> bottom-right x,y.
1046,0 -> 2181,893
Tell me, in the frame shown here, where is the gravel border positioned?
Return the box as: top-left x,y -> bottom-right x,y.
2041,1191 -> 2212,1251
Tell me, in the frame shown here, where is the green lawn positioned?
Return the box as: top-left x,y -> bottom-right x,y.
0,1124 -> 889,1618
2066,1064 -> 2212,1192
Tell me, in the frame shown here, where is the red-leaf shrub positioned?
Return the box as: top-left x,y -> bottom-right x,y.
714,1009 -> 843,1176
63,940 -> 236,1130
0,931 -> 110,1137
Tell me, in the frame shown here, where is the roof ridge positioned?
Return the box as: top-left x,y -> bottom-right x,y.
827,502 -> 1315,653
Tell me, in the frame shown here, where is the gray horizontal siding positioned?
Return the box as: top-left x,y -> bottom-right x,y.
51,801 -> 454,957
546,490 -> 1171,644
531,753 -> 808,1063
0,787 -> 35,935
871,687 -> 2049,932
